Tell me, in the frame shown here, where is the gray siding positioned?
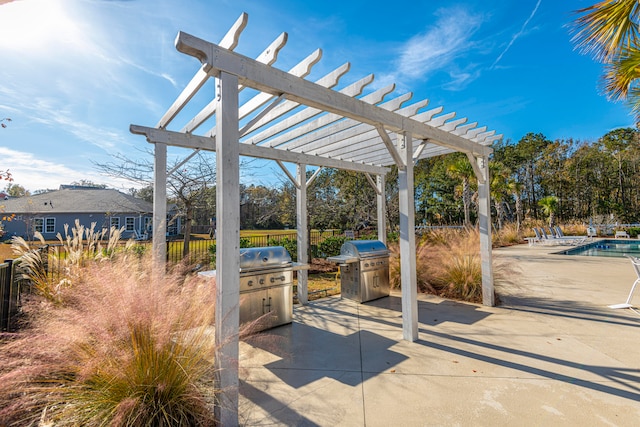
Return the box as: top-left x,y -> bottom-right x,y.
2,213 -> 153,240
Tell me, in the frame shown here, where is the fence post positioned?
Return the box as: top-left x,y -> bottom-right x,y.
1,260 -> 13,331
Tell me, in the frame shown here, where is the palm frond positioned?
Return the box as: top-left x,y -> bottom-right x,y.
602,48 -> 640,100
572,0 -> 640,62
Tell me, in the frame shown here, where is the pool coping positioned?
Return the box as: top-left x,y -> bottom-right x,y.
553,237 -> 640,257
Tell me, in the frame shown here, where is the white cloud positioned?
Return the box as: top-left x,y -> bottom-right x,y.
396,8 -> 484,80
0,146 -> 142,192
443,68 -> 482,91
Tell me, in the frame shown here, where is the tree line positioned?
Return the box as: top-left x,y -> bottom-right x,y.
4,127 -> 639,234
235,127 -> 640,231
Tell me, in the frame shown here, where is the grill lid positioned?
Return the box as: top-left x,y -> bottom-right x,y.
239,246 -> 292,271
340,240 -> 389,258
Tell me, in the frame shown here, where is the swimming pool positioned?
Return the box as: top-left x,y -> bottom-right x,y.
557,239 -> 640,258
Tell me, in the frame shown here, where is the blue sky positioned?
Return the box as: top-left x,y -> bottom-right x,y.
0,0 -> 633,192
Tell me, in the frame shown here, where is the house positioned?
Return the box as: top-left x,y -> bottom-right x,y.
0,186 -> 176,240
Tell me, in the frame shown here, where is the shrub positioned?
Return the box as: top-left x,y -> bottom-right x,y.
208,237 -> 254,266
1,232 -> 218,425
267,236 -> 297,261
628,227 -> 640,238
317,235 -> 347,257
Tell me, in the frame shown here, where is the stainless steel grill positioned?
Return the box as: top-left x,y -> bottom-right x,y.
327,240 -> 390,303
239,246 -> 293,331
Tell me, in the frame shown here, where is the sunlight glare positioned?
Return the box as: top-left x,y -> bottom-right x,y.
0,0 -> 86,53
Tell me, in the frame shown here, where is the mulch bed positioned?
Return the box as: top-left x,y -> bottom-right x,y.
308,258 -> 338,274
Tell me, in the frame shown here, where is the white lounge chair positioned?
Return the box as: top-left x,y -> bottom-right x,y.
615,230 -> 630,239
554,226 -> 589,245
609,256 -> 640,314
538,227 -> 586,246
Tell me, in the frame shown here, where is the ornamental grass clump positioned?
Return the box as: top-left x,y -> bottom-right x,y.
10,220 -> 129,304
389,228 -> 489,303
0,232 -> 217,426
492,222 -> 523,247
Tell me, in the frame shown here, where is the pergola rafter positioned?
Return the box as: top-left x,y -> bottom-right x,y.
130,13 -> 500,425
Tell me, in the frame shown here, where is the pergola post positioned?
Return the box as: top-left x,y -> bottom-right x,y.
398,132 -> 418,341
296,163 -> 309,305
152,142 -> 167,266
377,174 -> 387,245
476,155 -> 495,306
214,71 -> 240,426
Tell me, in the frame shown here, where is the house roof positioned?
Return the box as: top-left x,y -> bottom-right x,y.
0,188 -> 153,215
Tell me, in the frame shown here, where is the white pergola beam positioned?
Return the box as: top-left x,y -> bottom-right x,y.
439,117 -> 467,132
181,32 -> 288,134
287,92 -> 413,155
234,49 -> 323,123
157,66 -> 210,129
425,111 -> 456,128
296,164 -> 309,305
397,132 -> 418,340
175,32 -> 493,158
311,99 -> 430,159
376,174 -> 386,244
159,14 -> 249,130
258,83 -> 395,149
239,62 -> 350,133
242,74 -> 374,145
152,143 -> 167,264
214,71 -> 241,426
475,155 -> 495,306
130,125 -> 389,175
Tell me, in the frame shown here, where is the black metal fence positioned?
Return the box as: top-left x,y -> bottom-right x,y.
0,260 -> 16,331
1,258 -> 33,332
0,229 -> 352,329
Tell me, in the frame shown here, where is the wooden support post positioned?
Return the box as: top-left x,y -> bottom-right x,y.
152,143 -> 167,266
297,164 -> 309,305
215,71 -> 240,425
398,132 -> 418,341
377,174 -> 386,245
476,155 -> 495,306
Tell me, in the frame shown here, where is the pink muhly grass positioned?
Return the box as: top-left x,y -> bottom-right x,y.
0,252 -> 218,426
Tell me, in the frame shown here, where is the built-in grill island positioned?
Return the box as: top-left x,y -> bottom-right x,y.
327,240 -> 390,303
239,246 -> 294,331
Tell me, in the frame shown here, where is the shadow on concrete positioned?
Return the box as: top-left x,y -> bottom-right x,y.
243,321 -> 407,388
500,295 -> 640,328
239,379 -> 320,427
416,328 -> 640,402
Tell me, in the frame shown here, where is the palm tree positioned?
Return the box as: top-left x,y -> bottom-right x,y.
538,196 -> 559,228
572,1 -> 640,123
507,178 -> 524,231
446,155 -> 475,228
489,161 -> 511,230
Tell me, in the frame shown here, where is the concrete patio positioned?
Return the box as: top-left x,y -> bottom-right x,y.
236,243 -> 640,426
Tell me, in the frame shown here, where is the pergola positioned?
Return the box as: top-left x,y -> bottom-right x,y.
131,13 -> 501,425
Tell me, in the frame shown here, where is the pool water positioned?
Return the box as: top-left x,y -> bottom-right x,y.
558,239 -> 640,258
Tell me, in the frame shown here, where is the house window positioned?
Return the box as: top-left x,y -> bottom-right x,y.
110,217 -> 120,229
33,218 -> 44,233
45,218 -> 55,233
125,217 -> 135,232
